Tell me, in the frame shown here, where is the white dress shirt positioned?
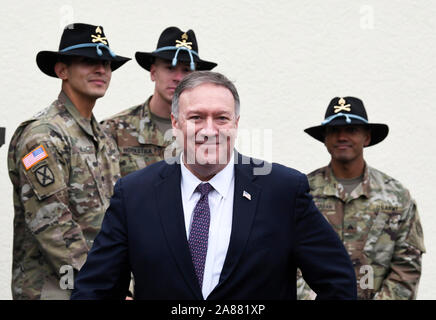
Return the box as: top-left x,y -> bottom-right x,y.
180,153 -> 235,299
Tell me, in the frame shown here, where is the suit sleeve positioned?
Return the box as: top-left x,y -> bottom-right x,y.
293,173 -> 357,300
71,179 -> 131,299
374,199 -> 425,300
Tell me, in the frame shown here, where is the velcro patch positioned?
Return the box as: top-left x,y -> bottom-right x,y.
22,145 -> 48,170
35,165 -> 55,186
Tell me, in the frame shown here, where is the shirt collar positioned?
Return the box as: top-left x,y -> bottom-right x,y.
180,152 -> 235,201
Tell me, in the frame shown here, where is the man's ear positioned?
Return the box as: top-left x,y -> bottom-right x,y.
170,113 -> 181,141
150,64 -> 156,82
364,129 -> 371,147
171,112 -> 177,128
54,62 -> 68,80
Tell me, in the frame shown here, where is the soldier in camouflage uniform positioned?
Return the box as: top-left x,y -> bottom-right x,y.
102,26 -> 217,177
297,97 -> 425,299
7,23 -> 130,299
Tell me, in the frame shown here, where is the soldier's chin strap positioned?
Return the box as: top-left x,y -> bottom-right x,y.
322,113 -> 368,125
153,46 -> 198,70
60,43 -> 117,58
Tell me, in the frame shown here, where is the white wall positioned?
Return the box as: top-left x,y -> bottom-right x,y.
0,0 -> 434,299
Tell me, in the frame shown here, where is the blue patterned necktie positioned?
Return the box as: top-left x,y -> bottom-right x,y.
188,182 -> 214,288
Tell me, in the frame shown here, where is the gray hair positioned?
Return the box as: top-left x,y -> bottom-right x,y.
171,71 -> 240,119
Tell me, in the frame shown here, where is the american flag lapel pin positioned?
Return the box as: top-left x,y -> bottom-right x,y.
243,190 -> 251,200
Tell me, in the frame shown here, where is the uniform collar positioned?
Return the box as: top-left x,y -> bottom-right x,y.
137,96 -> 171,147
321,163 -> 371,201
57,91 -> 101,143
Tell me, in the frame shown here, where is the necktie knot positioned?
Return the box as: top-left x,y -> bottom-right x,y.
196,182 -> 213,197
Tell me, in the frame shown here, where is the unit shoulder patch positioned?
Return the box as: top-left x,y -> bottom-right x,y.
34,165 -> 55,186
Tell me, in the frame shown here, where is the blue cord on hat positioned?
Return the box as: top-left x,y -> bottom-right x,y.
60,43 -> 116,58
153,46 -> 199,70
322,113 -> 368,125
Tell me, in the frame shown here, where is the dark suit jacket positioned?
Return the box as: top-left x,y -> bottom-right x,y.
71,153 -> 357,300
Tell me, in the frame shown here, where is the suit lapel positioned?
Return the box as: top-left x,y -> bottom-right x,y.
155,162 -> 203,299
212,154 -> 261,293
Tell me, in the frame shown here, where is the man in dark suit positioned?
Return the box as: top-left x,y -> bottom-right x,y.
71,71 -> 357,300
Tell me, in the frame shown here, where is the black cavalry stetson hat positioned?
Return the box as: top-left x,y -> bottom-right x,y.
304,96 -> 389,147
36,23 -> 131,77
135,26 -> 217,71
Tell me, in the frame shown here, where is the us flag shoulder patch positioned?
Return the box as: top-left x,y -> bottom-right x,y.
22,145 -> 48,170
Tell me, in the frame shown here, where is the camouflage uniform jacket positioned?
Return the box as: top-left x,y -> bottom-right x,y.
297,164 -> 425,300
101,96 -> 173,177
8,91 -> 120,299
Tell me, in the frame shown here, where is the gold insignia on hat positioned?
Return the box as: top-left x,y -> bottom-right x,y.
91,26 -> 108,45
175,32 -> 192,49
334,97 -> 351,113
